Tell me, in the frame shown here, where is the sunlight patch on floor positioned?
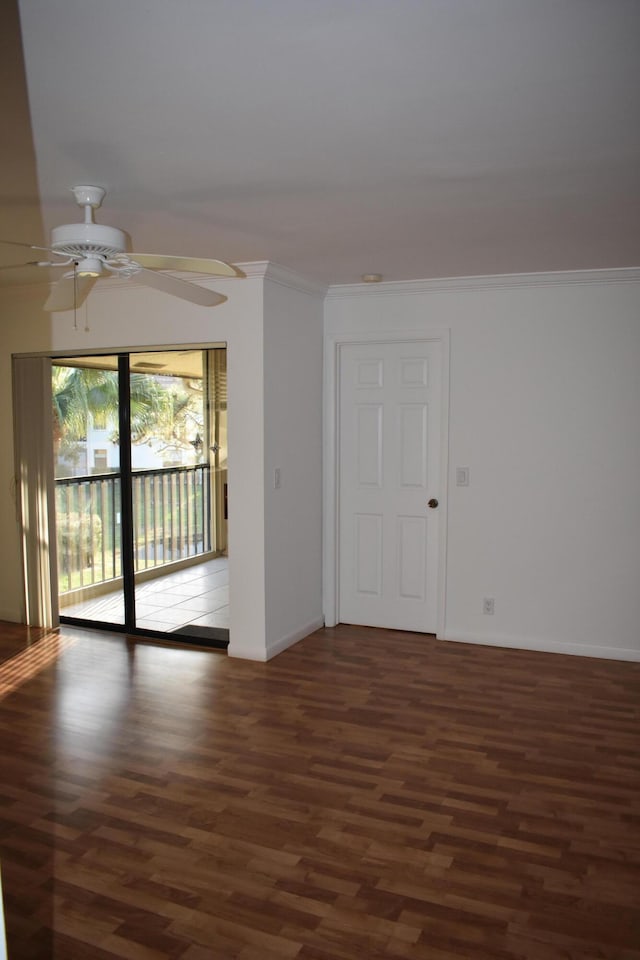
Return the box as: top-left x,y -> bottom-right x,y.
0,633 -> 77,701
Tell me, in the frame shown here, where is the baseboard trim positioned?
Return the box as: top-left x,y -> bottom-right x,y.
227,617 -> 325,662
266,617 -> 325,661
441,631 -> 640,663
0,610 -> 23,625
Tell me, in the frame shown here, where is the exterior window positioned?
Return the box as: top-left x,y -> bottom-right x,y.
93,449 -> 108,471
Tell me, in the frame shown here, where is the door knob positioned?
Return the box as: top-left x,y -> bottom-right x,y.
428,498 -> 439,509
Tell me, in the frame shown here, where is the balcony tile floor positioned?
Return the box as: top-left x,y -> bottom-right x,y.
60,556 -> 229,634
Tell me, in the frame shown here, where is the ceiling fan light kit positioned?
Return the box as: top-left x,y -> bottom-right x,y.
0,185 -> 244,311
75,256 -> 104,278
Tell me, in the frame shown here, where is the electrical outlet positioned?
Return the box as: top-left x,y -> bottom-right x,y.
456,466 -> 470,486
274,468 -> 281,489
482,597 -> 495,615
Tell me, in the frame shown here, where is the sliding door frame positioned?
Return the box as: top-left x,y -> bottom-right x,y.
14,344 -> 228,649
117,355 -> 136,630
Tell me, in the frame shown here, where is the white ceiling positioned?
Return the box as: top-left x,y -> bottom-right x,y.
10,0 -> 640,285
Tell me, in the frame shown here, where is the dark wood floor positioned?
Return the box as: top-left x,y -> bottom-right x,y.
0,620 -> 639,960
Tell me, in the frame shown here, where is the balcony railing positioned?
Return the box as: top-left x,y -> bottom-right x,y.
55,464 -> 211,594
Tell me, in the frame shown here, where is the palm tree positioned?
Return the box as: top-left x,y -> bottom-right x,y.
53,365 -> 114,446
52,365 -> 177,446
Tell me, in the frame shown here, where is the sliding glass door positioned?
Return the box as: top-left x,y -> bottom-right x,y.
53,348 -> 229,647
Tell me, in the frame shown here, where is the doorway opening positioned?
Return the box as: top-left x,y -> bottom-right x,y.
52,347 -> 229,648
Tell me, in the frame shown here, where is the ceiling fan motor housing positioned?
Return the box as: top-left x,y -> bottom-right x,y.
50,222 -> 127,260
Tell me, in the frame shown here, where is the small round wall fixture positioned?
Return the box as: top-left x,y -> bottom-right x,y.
361,273 -> 383,283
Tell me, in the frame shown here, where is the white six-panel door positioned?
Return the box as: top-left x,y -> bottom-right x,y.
338,340 -> 442,632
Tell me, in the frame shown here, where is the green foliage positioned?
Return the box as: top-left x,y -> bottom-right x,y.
52,365 -> 201,450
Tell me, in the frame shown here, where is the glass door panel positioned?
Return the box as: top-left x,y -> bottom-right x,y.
130,350 -> 229,645
53,356 -> 125,626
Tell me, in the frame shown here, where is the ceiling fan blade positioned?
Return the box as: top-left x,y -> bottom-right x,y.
44,274 -> 97,311
129,253 -> 245,278
0,238 -> 53,254
132,267 -> 227,306
0,260 -> 41,270
0,258 -> 72,272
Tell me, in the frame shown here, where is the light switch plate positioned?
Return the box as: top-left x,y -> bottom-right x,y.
456,466 -> 470,486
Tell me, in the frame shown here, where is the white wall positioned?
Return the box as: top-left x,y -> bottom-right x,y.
263,269 -> 324,659
4,265 -> 638,662
325,270 -> 640,661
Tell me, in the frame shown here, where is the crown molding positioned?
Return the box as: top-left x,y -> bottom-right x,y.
3,265 -> 638,307
326,267 -> 640,300
260,261 -> 328,298
232,260 -> 268,280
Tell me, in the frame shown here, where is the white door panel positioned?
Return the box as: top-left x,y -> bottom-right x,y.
354,513 -> 383,595
338,340 -> 442,632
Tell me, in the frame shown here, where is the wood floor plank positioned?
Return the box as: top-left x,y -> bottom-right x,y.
0,620 -> 639,958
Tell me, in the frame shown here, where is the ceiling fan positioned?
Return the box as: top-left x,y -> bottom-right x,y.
0,185 -> 245,311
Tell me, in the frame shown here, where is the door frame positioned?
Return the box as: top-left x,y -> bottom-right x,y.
323,328 -> 450,635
